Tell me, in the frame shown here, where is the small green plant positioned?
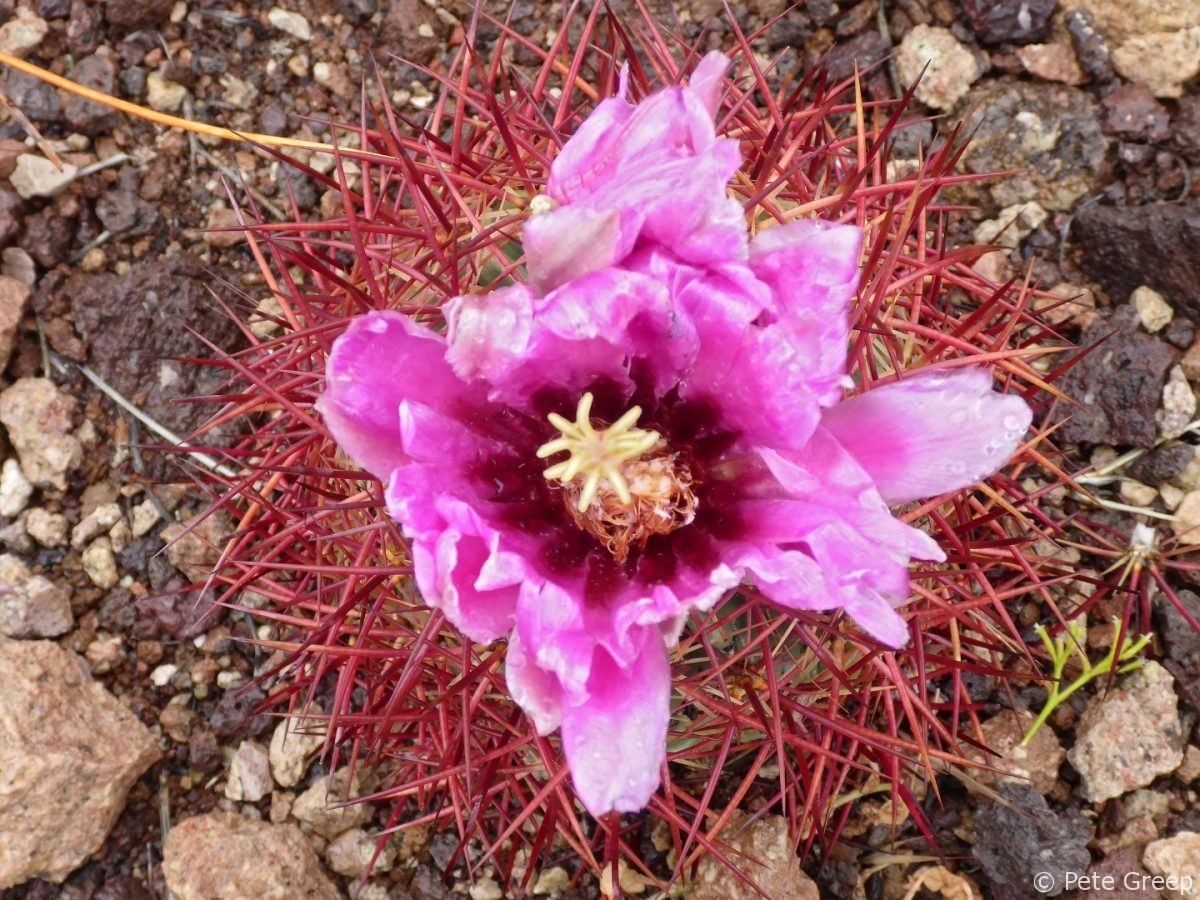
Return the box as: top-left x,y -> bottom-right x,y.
1022,617 -> 1153,746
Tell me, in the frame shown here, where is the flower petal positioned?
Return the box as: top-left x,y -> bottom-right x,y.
318,310 -> 476,480
749,221 -> 861,406
386,474 -> 522,643
820,369 -> 1032,505
560,633 -> 670,816
505,629 -> 563,735
526,52 -> 744,289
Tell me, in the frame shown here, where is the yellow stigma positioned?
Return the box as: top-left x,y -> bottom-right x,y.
536,392 -> 662,512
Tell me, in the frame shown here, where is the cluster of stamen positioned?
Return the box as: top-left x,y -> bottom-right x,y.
537,393 -> 698,562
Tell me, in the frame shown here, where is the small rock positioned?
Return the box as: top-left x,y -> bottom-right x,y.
1157,366 -> 1196,440
0,553 -> 73,638
0,9 -> 49,58
159,700 -> 196,743
62,53 -> 121,134
1102,85 -> 1171,142
0,378 -> 83,490
84,635 -> 123,674
1017,42 -> 1088,85
1055,310 -> 1175,447
1155,589 -> 1200,667
81,537 -> 119,590
469,877 -> 504,900
0,458 -> 33,518
974,783 -> 1092,896
0,637 -> 160,888
1119,479 -> 1159,507
224,740 -> 273,803
1112,27 -> 1200,98
129,498 -> 161,538
1077,845 -> 1158,900
1132,286 -> 1174,333
960,0 -> 1055,45
202,207 -> 246,248
1068,661 -> 1184,803
0,275 -> 29,375
149,663 -> 178,687
290,769 -> 374,839
895,25 -> 981,111
973,201 -> 1048,249
689,814 -> 819,900
267,7 -> 313,40
1142,832 -> 1200,898
163,811 -> 339,900
25,508 -> 68,547
268,717 -> 325,788
1,248 -> 35,288
1172,492 -> 1200,545
8,155 -> 78,200
1033,283 -> 1097,329
325,828 -> 395,878
966,708 -> 1066,795
533,867 -> 571,895
1177,745 -> 1200,784
160,512 -> 231,582
146,72 -> 188,113
599,860 -> 649,897
105,0 -> 174,28
1132,442 -> 1197,487
71,502 -> 123,549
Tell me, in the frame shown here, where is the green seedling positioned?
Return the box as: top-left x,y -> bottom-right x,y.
1022,617 -> 1152,746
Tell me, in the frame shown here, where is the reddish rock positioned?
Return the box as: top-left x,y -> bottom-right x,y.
0,637 -> 161,887
162,812 -> 339,900
1101,83 -> 1170,142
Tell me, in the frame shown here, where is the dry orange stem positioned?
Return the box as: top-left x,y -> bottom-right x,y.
0,49 -> 365,156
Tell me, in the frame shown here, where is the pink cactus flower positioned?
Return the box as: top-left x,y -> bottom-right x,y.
316,55 -> 1032,817
522,51 -> 746,292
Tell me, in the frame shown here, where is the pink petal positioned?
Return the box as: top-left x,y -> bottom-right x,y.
821,369 -> 1032,505
505,630 -> 563,735
523,205 -> 626,294
386,475 -> 521,644
560,633 -> 671,816
843,591 -> 910,647
749,221 -> 861,406
318,311 -> 476,480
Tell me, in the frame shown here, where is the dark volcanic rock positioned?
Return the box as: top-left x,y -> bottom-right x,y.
1101,83 -> 1170,142
1065,8 -> 1114,81
961,0 -> 1055,45
1128,441 -> 1195,485
103,0 -> 174,30
974,784 -> 1092,897
1175,96 -> 1200,163
62,53 -> 123,134
1055,308 -> 1175,447
1072,200 -> 1200,317
1155,588 -> 1200,672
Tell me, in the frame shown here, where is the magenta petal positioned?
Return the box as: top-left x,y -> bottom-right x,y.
560,634 -> 670,816
505,630 -> 563,735
749,221 -> 861,406
386,473 -> 521,643
821,369 -> 1033,505
843,592 -> 910,647
318,311 -> 471,480
524,205 -> 626,294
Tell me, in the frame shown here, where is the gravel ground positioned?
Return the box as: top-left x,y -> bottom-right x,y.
1,1 -> 1200,898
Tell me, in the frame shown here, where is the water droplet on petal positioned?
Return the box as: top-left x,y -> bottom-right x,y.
1003,413 -> 1024,431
